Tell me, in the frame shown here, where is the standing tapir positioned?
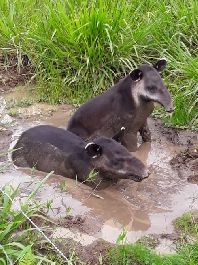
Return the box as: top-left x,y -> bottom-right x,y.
12,125 -> 148,186
67,59 -> 173,151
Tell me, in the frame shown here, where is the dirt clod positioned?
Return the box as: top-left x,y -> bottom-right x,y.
170,146 -> 198,182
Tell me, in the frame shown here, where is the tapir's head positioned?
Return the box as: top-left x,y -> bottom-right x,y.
130,59 -> 173,112
84,135 -> 148,182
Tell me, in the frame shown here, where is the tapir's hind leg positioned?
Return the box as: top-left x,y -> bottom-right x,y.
139,121 -> 151,142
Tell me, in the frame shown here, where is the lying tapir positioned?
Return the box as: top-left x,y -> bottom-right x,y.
67,59 -> 173,151
12,125 -> 148,186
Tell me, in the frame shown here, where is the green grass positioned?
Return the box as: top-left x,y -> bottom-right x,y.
0,167 -> 72,264
107,211 -> 198,265
0,183 -> 90,265
107,241 -> 198,265
0,185 -> 53,264
0,0 -> 197,128
1,184 -> 198,265
174,211 -> 198,237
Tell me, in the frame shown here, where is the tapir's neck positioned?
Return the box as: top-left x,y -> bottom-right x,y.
116,75 -> 137,112
83,150 -> 101,178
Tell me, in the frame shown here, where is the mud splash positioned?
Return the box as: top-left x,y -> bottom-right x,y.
0,86 -> 198,248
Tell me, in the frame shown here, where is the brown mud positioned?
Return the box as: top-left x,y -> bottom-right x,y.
0,86 -> 198,263
0,54 -> 33,93
170,146 -> 198,184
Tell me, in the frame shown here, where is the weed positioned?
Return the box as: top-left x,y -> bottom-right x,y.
84,169 -> 98,183
30,165 -> 37,176
58,180 -> 67,192
65,206 -> 72,216
6,98 -> 34,110
108,212 -> 198,265
45,198 -> 54,214
8,107 -> 18,117
174,211 -> 198,237
108,243 -> 179,265
0,185 -> 52,264
137,235 -> 159,249
16,98 -> 34,107
116,228 -> 127,245
0,171 -> 73,264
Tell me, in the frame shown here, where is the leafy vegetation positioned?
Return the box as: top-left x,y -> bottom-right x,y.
174,211 -> 198,237
1,186 -> 198,265
0,185 -> 53,264
0,166 -> 73,264
108,243 -> 174,265
108,241 -> 198,265
0,0 -> 197,128
108,211 -> 198,265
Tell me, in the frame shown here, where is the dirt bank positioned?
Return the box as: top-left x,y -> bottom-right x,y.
0,54 -> 33,93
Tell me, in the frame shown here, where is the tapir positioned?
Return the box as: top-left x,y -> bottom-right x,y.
12,125 -> 148,186
67,59 -> 173,151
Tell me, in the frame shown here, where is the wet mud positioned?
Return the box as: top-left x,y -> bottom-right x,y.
0,86 -> 198,260
170,145 -> 198,184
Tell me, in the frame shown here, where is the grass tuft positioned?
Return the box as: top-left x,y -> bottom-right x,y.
174,211 -> 198,237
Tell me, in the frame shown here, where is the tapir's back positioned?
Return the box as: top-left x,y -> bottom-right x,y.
16,125 -> 84,152
12,125 -> 85,171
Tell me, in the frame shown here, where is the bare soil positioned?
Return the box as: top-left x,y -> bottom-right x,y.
170,146 -> 198,183
0,54 -> 33,93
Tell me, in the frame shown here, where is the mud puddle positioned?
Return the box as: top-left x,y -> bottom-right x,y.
0,86 -> 198,252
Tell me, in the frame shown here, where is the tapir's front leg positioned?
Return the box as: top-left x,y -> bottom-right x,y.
122,132 -> 138,152
139,120 -> 151,142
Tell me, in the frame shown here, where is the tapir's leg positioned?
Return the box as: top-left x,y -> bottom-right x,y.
139,121 -> 151,142
112,127 -> 125,144
122,132 -> 138,152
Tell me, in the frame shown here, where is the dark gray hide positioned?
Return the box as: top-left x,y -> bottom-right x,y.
12,125 -> 148,187
67,59 -> 173,151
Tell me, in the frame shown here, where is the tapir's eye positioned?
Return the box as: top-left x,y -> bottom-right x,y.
85,142 -> 103,158
147,86 -> 157,93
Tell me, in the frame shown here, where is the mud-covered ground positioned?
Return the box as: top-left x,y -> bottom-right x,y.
0,54 -> 33,93
0,83 -> 198,264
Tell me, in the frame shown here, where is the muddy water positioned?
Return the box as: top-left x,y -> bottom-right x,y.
1,87 -> 198,246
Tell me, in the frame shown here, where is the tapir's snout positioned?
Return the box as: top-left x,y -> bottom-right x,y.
142,169 -> 150,179
165,104 -> 174,113
163,101 -> 174,113
157,87 -> 174,113
129,168 -> 150,182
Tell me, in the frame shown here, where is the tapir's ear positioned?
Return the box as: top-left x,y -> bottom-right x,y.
130,69 -> 143,82
153,59 -> 167,72
85,142 -> 102,158
112,127 -> 125,143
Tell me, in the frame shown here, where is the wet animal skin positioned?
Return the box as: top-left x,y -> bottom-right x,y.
67,59 -> 174,151
12,125 -> 149,186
